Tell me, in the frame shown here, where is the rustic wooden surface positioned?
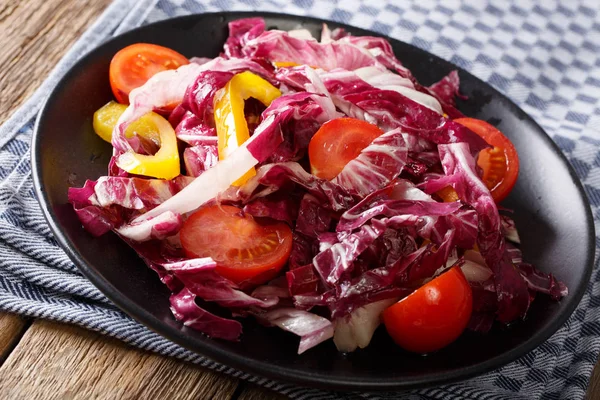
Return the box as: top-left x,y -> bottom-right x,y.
0,321 -> 239,400
0,0 -> 596,399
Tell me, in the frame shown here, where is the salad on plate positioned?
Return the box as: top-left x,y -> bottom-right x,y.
68,18 -> 567,354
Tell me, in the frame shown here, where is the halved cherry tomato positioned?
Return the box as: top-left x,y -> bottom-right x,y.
180,205 -> 293,286
109,43 -> 189,104
308,117 -> 384,180
382,266 -> 473,354
454,118 -> 519,203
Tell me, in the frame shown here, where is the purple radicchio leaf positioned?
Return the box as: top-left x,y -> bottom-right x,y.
286,264 -> 321,296
161,258 -> 279,308
68,177 -> 191,237
242,193 -> 299,226
170,288 -> 243,341
252,307 -> 334,354
427,70 -> 465,108
288,231 -> 318,271
284,67 -> 486,155
113,58 -> 275,154
295,193 -> 332,238
332,128 -> 408,198
119,93 -> 339,241
331,89 -> 488,155
90,176 -> 193,210
223,17 -> 267,58
183,145 -> 219,177
233,162 -> 356,212
115,211 -> 183,242
241,27 -> 381,71
420,143 -> 531,323
516,263 -> 568,300
313,221 -> 388,286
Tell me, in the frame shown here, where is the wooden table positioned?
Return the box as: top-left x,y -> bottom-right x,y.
0,1 -> 598,399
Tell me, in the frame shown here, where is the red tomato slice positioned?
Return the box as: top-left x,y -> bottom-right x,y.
180,205 -> 293,286
109,43 -> 189,105
308,117 -> 384,180
454,118 -> 519,203
382,266 -> 473,354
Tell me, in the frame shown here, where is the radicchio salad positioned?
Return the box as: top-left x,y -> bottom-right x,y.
68,18 -> 568,354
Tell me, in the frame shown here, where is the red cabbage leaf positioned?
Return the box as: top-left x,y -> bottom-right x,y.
253,307 -> 334,354
420,143 -> 531,323
170,288 -> 243,341
332,128 -> 408,197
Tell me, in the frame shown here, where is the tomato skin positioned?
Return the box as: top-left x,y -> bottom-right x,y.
109,43 -> 189,104
180,205 -> 293,286
308,117 -> 384,180
454,118 -> 519,203
382,266 -> 473,354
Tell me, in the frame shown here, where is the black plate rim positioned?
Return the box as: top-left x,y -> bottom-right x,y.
31,11 -> 596,391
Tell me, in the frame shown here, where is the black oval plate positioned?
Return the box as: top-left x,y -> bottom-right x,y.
32,12 -> 595,391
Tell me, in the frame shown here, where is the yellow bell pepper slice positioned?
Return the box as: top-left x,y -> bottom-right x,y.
92,101 -> 160,145
273,61 -> 319,69
436,186 -> 460,202
213,71 -> 281,186
116,113 -> 180,180
273,61 -> 300,68
92,101 -> 179,179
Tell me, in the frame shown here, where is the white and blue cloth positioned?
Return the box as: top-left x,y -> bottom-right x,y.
1,1 -> 599,399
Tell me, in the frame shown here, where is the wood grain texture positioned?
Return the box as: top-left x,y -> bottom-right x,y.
0,320 -> 238,400
0,314 -> 29,365
0,0 -> 113,124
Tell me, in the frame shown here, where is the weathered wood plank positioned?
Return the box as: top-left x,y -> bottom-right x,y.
0,313 -> 29,365
0,320 -> 238,400
0,0 -> 113,124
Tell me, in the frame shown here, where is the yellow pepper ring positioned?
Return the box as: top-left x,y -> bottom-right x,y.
273,61 -> 320,69
213,71 -> 282,186
273,61 -> 300,68
116,113 -> 180,180
92,101 -> 160,145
